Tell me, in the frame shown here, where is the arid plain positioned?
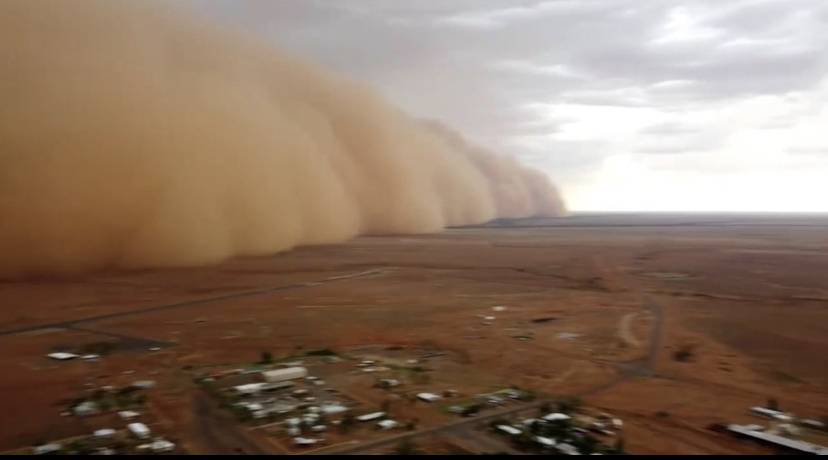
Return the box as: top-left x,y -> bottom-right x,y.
1,213 -> 827,454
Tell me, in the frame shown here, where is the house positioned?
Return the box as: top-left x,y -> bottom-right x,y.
377,420 -> 399,430
73,401 -> 99,416
132,380 -> 156,390
94,429 -> 116,438
521,418 -> 541,427
777,424 -> 800,436
801,419 -> 827,430
751,406 -> 784,418
234,383 -> 267,395
263,367 -> 308,383
534,436 -> 557,448
149,439 -> 175,453
118,410 -> 140,420
557,442 -> 580,455
321,404 -> 348,415
311,425 -> 327,433
379,379 -> 401,388
496,425 -> 522,436
293,437 -> 319,447
47,352 -> 78,361
33,443 -> 62,455
416,392 -> 441,403
728,424 -> 828,455
356,412 -> 386,422
286,418 -> 301,427
543,413 -> 572,422
128,422 -> 151,439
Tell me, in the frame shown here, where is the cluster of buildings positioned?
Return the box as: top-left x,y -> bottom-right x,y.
446,388 -> 533,417
30,379 -> 178,455
489,409 -> 625,455
33,409 -> 174,455
209,363 -> 405,449
724,405 -> 828,455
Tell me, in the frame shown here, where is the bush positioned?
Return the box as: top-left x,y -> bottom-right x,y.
305,348 -> 337,357
557,396 -> 582,413
394,440 -> 422,455
673,345 -> 695,362
461,404 -> 482,417
259,351 -> 273,365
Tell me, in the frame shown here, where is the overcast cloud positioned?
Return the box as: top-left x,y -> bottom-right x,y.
189,0 -> 828,212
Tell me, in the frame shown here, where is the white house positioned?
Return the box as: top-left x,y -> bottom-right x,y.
751,406 -> 783,418
263,366 -> 308,383
321,404 -> 348,415
293,437 -> 319,446
543,413 -> 572,422
47,352 -> 78,361
356,411 -> 386,422
557,443 -> 580,455
234,383 -> 267,395
33,443 -> 62,455
128,422 -> 151,439
377,420 -> 399,430
118,410 -> 140,420
496,425 -> 522,436
150,439 -> 175,453
93,429 -> 116,438
534,436 -> 557,448
417,392 -> 442,403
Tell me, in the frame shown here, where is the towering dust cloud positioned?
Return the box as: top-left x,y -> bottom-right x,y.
0,0 -> 566,277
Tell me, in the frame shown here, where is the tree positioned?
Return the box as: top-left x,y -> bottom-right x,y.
574,434 -> 599,455
394,439 -> 421,455
259,351 -> 273,365
461,404 -> 482,417
673,344 -> 695,362
557,396 -> 582,414
340,413 -> 355,434
613,437 -> 626,454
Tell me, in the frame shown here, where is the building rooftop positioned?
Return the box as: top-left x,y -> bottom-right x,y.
728,424 -> 828,455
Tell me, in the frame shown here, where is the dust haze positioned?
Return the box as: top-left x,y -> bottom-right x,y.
0,0 -> 565,277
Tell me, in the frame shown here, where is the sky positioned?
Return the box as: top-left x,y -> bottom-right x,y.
188,0 -> 828,212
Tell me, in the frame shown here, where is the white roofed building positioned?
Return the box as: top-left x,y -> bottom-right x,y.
127,422 -> 151,439
263,367 -> 308,383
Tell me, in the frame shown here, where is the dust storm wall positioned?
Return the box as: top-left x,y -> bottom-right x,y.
0,0 -> 566,277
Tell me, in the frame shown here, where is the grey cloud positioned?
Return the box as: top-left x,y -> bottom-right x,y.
186,0 -> 828,175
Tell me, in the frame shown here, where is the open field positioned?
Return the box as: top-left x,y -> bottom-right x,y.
1,212 -> 827,454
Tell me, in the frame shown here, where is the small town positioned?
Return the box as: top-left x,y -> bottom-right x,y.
11,340 -> 826,456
